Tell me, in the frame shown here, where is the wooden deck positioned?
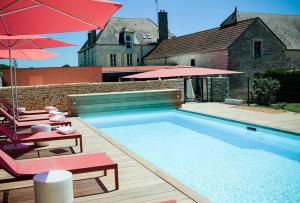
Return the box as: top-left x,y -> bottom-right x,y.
0,117 -> 200,203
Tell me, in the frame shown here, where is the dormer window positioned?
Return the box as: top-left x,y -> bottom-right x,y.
119,27 -> 135,48
125,33 -> 133,48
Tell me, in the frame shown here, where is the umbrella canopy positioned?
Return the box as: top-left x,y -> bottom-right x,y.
0,49 -> 59,60
0,35 -> 73,134
0,0 -> 122,35
0,35 -> 75,49
123,66 -> 243,79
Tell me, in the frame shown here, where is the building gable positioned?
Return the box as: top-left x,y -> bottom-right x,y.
221,10 -> 300,50
79,17 -> 175,52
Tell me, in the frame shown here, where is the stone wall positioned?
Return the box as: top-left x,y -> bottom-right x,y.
286,50 -> 300,68
145,50 -> 228,69
228,18 -> 287,93
0,79 -> 184,112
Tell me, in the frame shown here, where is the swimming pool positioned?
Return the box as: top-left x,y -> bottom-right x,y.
81,109 -> 300,203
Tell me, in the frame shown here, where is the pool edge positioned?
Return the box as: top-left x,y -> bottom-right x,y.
179,108 -> 300,137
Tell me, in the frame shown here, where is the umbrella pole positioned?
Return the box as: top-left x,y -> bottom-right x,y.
8,47 -> 17,135
13,60 -> 19,116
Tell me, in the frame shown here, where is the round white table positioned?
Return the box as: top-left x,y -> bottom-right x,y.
31,124 -> 51,147
34,170 -> 74,203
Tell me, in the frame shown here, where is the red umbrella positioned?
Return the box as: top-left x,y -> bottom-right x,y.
0,49 -> 59,141
0,49 -> 59,60
0,0 -> 122,35
0,0 -> 122,133
0,35 -> 74,133
0,35 -> 75,50
123,66 -> 243,79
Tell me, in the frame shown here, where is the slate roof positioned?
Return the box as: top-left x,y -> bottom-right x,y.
222,11 -> 300,50
79,17 -> 174,52
146,18 -> 256,60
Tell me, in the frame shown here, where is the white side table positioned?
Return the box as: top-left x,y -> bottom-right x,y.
31,124 -> 51,147
34,170 -> 74,203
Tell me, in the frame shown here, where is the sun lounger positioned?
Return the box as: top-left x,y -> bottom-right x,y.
0,108 -> 71,128
16,113 -> 52,122
0,149 -> 119,189
1,107 -> 65,122
0,124 -> 83,152
1,97 -> 48,115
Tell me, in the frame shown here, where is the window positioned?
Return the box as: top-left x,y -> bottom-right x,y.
110,54 -> 116,67
146,34 -> 152,39
125,33 -> 133,48
254,41 -> 262,59
191,59 -> 196,66
137,58 -> 140,64
127,54 -> 133,66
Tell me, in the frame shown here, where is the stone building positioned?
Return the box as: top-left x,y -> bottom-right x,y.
145,9 -> 300,95
78,11 -> 174,67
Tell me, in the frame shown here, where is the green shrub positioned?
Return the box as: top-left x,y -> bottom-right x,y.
253,77 -> 281,106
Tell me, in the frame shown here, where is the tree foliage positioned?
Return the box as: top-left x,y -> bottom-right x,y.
0,64 -> 10,69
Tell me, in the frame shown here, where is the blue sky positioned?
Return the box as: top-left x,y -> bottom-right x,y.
3,0 -> 300,68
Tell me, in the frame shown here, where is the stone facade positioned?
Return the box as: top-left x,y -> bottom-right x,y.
78,17 -> 174,67
286,50 -> 300,68
145,50 -> 228,69
0,80 -> 184,112
79,44 -> 156,67
228,19 -> 287,93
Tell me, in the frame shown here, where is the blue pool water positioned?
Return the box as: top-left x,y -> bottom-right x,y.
81,109 -> 300,203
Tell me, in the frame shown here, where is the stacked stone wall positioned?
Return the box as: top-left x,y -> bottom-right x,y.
0,79 -> 184,112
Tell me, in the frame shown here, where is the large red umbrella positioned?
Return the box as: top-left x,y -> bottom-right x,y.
0,35 -> 75,49
0,49 -> 59,60
0,35 -> 74,133
123,66 -> 243,79
0,0 -> 122,35
0,0 -> 122,133
0,48 -> 59,140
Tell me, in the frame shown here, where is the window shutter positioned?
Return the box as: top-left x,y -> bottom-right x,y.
106,54 -> 111,67
119,32 -> 125,44
124,54 -> 128,66
116,54 -> 121,66
132,53 -> 138,66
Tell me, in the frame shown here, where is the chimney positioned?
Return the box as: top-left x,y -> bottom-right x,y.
158,10 -> 168,43
91,30 -> 97,43
87,31 -> 92,46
